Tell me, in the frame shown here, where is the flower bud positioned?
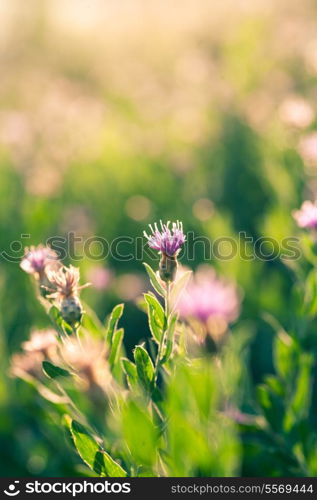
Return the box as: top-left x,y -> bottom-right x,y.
61,296 -> 83,327
159,253 -> 178,282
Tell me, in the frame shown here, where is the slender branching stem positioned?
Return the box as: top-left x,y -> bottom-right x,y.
154,281 -> 170,381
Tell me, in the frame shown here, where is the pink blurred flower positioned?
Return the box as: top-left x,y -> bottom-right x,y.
116,273 -> 146,301
177,267 -> 240,327
10,352 -> 44,379
22,329 -> 57,358
87,266 -> 113,290
20,245 -> 58,276
293,200 -> 317,228
279,97 -> 314,128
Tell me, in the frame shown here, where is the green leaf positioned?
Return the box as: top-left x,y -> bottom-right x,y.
301,234 -> 317,267
101,452 -> 127,478
264,375 -> 285,397
122,401 -> 158,467
81,301 -> 107,339
65,417 -> 127,477
106,303 -> 124,344
122,358 -> 138,388
49,306 -> 73,336
256,384 -> 284,432
144,293 -> 165,343
170,270 -> 192,310
274,331 -> 298,380
134,345 -> 155,392
290,353 -> 313,418
303,269 -> 317,317
136,468 -> 156,477
109,328 -> 124,368
143,262 -> 165,297
42,361 -> 71,380
161,313 -> 178,363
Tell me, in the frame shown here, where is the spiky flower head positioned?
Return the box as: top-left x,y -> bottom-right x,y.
46,265 -> 90,301
20,245 -> 59,277
293,200 -> 317,229
45,265 -> 90,327
144,220 -> 186,257
60,296 -> 83,327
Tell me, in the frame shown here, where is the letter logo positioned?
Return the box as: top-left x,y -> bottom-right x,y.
4,481 -> 20,496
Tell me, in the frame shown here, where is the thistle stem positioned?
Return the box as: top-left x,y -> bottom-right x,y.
154,281 -> 170,381
165,281 -> 170,319
75,326 -> 83,350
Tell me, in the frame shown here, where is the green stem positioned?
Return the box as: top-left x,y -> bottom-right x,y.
75,327 -> 83,350
154,281 -> 170,381
165,281 -> 170,319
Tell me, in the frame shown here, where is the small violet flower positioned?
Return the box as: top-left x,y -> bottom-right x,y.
144,221 -> 186,282
144,220 -> 186,257
293,200 -> 317,229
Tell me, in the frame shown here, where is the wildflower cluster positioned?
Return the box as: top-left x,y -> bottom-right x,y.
20,246 -> 89,328
11,222 -> 247,477
12,216 -> 317,478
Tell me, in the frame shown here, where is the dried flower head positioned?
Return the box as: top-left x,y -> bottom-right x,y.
45,265 -> 90,327
144,220 -> 186,257
20,245 -> 59,277
46,265 -> 90,300
293,200 -> 317,229
22,329 -> 57,358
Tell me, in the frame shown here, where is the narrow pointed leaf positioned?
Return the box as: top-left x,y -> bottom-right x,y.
106,303 -> 124,344
122,358 -> 138,388
143,262 -> 165,297
42,361 -> 71,380
144,293 -> 165,343
170,271 -> 192,310
134,345 -> 155,391
161,313 -> 178,363
49,306 -> 73,336
65,417 -> 127,477
109,328 -> 124,368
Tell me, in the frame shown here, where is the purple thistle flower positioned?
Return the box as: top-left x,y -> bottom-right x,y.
144,220 -> 186,257
293,200 -> 317,229
20,245 -> 58,276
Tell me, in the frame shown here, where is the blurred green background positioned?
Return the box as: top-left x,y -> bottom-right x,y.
0,0 -> 316,476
